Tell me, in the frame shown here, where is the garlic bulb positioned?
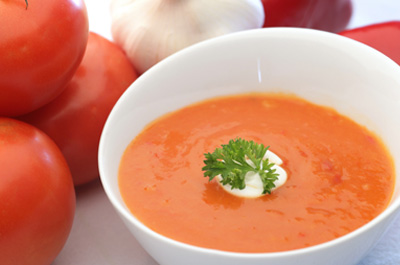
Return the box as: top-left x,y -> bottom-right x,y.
110,0 -> 265,74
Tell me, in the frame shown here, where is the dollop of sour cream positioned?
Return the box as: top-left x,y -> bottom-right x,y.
216,150 -> 287,198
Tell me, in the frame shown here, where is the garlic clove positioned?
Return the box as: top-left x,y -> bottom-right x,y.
110,0 -> 265,74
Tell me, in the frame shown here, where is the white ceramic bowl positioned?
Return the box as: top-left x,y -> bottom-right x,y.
99,28 -> 400,265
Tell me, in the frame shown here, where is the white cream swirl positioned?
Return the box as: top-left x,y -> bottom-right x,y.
216,150 -> 287,198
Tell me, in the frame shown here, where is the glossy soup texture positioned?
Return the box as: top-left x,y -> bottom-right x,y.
119,94 -> 395,253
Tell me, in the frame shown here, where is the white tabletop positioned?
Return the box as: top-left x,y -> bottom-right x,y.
53,0 -> 400,264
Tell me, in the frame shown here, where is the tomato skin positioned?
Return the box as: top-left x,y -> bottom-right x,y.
0,0 -> 89,117
20,32 -> 139,186
0,118 -> 75,265
340,21 -> 400,65
261,0 -> 353,33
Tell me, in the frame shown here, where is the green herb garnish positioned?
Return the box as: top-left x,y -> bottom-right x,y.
202,138 -> 279,194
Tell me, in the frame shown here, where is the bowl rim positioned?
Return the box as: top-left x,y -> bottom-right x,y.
99,27 -> 400,258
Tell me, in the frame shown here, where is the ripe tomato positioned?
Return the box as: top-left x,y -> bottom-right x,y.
0,117 -> 75,265
261,0 -> 353,33
20,32 -> 139,186
0,0 -> 89,117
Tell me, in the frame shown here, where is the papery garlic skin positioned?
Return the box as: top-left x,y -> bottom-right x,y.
110,0 -> 265,74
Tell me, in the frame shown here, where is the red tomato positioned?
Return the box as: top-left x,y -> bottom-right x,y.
0,0 -> 89,117
340,21 -> 400,65
0,117 -> 75,265
261,0 -> 353,33
20,32 -> 139,186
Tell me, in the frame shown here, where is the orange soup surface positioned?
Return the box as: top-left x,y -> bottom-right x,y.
119,94 -> 395,253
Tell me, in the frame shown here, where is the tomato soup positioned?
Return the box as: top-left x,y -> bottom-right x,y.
118,94 -> 395,253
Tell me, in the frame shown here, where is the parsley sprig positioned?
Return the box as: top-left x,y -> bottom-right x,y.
202,138 -> 279,194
